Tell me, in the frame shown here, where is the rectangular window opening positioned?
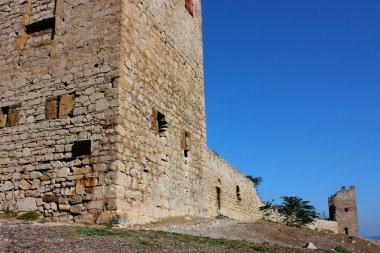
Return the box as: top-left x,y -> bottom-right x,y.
73,140 -> 92,157
181,130 -> 191,157
25,17 -> 56,35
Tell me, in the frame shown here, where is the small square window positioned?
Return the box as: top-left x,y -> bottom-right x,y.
73,140 -> 92,157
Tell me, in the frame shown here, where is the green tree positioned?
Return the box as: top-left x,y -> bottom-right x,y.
246,176 -> 263,187
278,196 -> 318,227
259,200 -> 277,218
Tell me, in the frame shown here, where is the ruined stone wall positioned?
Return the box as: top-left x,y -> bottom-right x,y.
328,186 -> 359,237
308,219 -> 338,233
115,0 -> 209,224
207,150 -> 262,221
0,0 -> 123,223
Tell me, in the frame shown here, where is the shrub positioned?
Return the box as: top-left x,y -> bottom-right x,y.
260,200 -> 278,218
246,176 -> 263,187
1,207 -> 17,219
278,196 -> 318,227
334,246 -> 350,253
17,211 -> 39,221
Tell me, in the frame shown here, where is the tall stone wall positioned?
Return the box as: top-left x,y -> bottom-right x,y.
328,186 -> 359,237
207,150 -> 262,220
0,0 -> 123,223
114,0 -> 209,224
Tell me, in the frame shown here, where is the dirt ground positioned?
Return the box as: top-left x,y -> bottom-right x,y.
143,217 -> 380,252
0,216 -> 379,253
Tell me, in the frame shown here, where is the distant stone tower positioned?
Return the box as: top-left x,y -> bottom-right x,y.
328,186 -> 359,236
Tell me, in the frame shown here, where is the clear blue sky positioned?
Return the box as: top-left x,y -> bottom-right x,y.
202,0 -> 380,237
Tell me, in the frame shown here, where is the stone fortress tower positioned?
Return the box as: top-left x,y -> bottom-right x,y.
328,186 -> 359,237
0,0 -> 262,224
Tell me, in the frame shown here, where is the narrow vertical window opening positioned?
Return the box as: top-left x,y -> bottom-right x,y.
152,108 -> 168,136
181,130 -> 191,158
216,187 -> 221,211
157,112 -> 168,133
236,185 -> 242,201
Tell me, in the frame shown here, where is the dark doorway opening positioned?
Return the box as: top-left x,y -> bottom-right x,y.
344,227 -> 349,235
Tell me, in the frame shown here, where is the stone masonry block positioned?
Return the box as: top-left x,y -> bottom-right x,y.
0,109 -> 6,127
7,105 -> 20,127
46,98 -> 58,120
58,94 -> 75,117
17,197 -> 38,212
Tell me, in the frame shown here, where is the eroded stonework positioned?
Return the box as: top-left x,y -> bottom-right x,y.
0,0 -> 262,224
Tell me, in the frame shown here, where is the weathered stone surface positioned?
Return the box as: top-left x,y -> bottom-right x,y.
0,110 -> 6,127
57,168 -> 70,178
45,98 -> 58,120
70,204 -> 83,214
2,181 -> 14,191
19,180 -> 31,190
6,106 -> 19,127
43,195 -> 59,203
58,94 -> 75,117
74,213 -> 94,223
17,197 -> 38,212
50,202 -> 58,211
